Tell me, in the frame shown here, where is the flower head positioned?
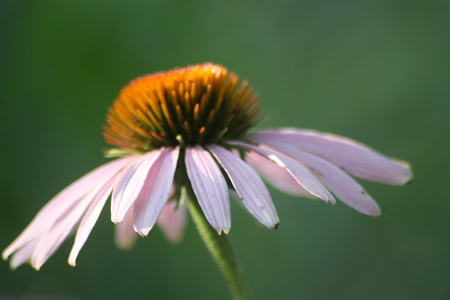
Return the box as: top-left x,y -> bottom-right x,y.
103,63 -> 262,151
3,63 -> 412,270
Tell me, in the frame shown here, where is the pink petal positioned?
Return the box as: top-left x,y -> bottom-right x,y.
250,129 -> 412,185
68,179 -> 116,266
157,201 -> 187,244
208,145 -> 279,229
115,206 -> 139,250
228,141 -> 335,204
31,192 -> 95,270
10,238 -> 40,269
262,142 -> 381,216
244,150 -> 313,197
185,146 -> 231,234
2,156 -> 134,261
133,147 -> 180,236
111,150 -> 162,223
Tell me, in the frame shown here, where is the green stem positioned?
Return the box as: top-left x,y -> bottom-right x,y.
186,188 -> 252,300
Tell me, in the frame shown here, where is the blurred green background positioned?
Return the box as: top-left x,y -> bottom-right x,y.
1,1 -> 449,299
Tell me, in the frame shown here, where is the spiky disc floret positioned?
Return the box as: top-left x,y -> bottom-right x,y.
103,63 -> 263,152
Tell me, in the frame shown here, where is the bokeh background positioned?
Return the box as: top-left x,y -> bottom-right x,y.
1,1 -> 449,299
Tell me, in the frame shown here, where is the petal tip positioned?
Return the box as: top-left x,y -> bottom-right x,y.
2,251 -> 9,261
115,234 -> 138,250
9,261 -> 20,270
134,225 -> 152,238
371,208 -> 382,218
402,171 -> 413,186
9,265 -> 18,271
393,161 -> 413,185
366,205 -> 382,217
386,160 -> 414,186
111,216 -> 123,225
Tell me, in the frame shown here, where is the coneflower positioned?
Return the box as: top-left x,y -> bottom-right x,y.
3,63 -> 412,299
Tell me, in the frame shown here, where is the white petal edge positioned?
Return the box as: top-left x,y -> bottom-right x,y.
208,145 -> 279,229
228,141 -> 335,204
2,156 -> 135,261
185,146 -> 231,234
133,147 -> 180,236
249,129 -> 412,185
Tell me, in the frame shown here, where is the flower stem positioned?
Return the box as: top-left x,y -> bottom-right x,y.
186,188 -> 252,300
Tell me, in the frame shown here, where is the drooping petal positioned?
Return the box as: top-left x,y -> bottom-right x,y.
249,129 -> 413,185
115,206 -> 139,250
68,179 -> 116,266
185,146 -> 231,234
157,201 -> 187,244
228,141 -> 335,204
262,142 -> 381,216
133,147 -> 180,236
208,145 -> 279,229
31,192 -> 96,270
2,156 -> 134,261
111,150 -> 162,223
244,150 -> 313,197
